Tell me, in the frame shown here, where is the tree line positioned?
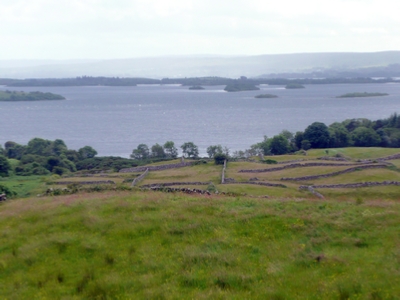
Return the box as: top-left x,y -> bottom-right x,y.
2,113 -> 400,178
240,113 -> 400,157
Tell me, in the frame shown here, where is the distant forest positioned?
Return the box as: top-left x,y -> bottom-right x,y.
0,76 -> 399,87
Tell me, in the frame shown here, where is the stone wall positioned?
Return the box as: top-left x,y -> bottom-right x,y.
281,164 -> 388,181
300,181 -> 400,189
131,169 -> 149,186
119,162 -> 195,173
221,160 -> 227,184
298,186 -> 324,199
239,162 -> 371,173
377,153 -> 400,161
141,182 -> 211,188
146,186 -> 211,195
223,181 -> 287,188
53,180 -> 115,185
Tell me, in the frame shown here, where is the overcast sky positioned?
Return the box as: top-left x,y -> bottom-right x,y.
1,0 -> 399,60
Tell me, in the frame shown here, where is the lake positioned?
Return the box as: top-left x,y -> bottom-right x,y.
0,83 -> 399,157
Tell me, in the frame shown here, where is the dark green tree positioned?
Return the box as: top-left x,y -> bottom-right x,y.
214,153 -> 228,165
294,131 -> 304,149
52,139 -> 68,156
163,141 -> 178,159
301,140 -> 311,150
26,138 -> 52,156
269,135 -> 290,155
328,123 -> 350,148
6,144 -> 25,159
78,146 -> 98,159
351,127 -> 381,147
303,122 -> 330,148
151,143 -> 166,158
130,144 -> 150,160
206,145 -> 223,158
181,142 -> 199,158
0,155 -> 11,177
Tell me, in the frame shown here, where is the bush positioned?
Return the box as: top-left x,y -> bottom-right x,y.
214,153 -> 227,165
263,159 -> 277,164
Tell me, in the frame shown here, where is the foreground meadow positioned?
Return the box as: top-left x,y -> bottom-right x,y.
0,191 -> 399,299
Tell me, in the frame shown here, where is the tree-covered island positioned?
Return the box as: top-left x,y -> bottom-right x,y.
255,94 -> 278,98
224,82 -> 260,92
285,83 -> 305,89
188,86 -> 205,90
336,92 -> 389,98
0,90 -> 65,101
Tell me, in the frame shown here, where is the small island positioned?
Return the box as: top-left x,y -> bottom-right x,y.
285,83 -> 305,89
224,82 -> 260,92
188,86 -> 205,90
336,92 -> 389,98
255,94 -> 278,99
0,90 -> 65,101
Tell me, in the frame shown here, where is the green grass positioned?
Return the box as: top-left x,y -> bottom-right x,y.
307,147 -> 400,160
0,175 -> 47,198
0,191 -> 399,298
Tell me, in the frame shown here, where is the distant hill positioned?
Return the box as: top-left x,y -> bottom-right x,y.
1,51 -> 400,79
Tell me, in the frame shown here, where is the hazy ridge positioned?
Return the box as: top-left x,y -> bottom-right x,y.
1,51 -> 400,79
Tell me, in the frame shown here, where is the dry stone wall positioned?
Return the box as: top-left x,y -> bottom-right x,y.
281,164 -> 388,181
119,162 -> 195,173
131,169 -> 149,186
223,181 -> 287,188
239,162 -> 371,173
377,153 -> 400,161
141,182 -> 211,188
300,181 -> 400,189
146,186 -> 211,195
53,180 -> 115,185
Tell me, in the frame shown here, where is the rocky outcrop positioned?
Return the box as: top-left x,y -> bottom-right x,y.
0,194 -> 7,202
281,164 -> 388,181
119,162 -> 195,173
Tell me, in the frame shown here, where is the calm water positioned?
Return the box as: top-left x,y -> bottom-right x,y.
1,83 -> 399,157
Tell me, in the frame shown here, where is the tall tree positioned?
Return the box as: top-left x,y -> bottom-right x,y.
78,146 -> 98,159
181,142 -> 199,158
206,145 -> 223,158
0,155 -> 11,177
269,135 -> 290,155
130,144 -> 150,160
303,122 -> 330,148
151,143 -> 166,158
163,141 -> 178,159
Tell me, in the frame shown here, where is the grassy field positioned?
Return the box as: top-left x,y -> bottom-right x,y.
1,147 -> 400,298
0,191 -> 399,299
